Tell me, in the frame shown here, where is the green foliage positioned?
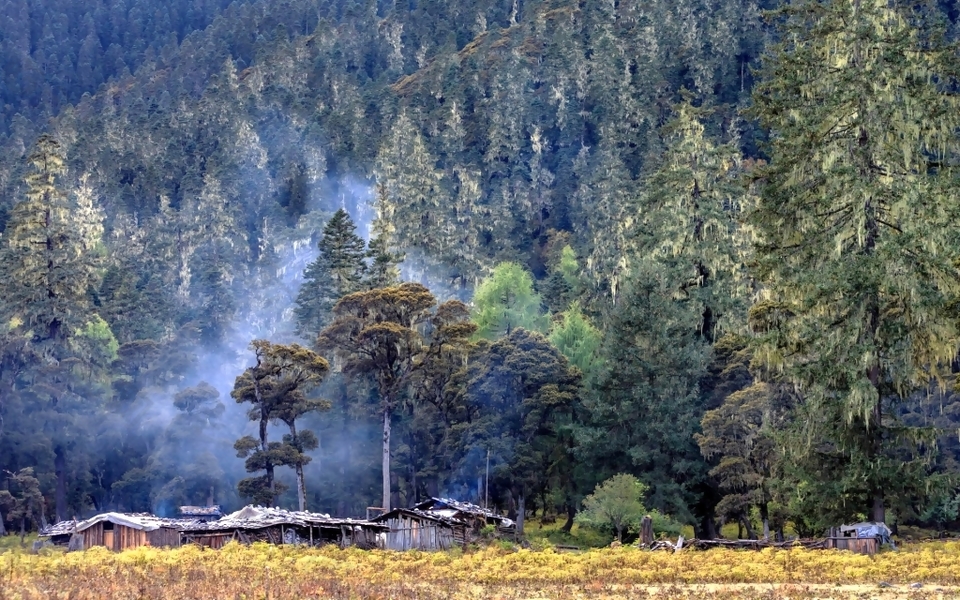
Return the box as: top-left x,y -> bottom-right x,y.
472,263 -> 548,340
458,328 -> 581,534
78,316 -> 120,365
294,209 -> 367,340
0,469 -> 44,540
748,0 -> 960,523
548,302 -> 600,376
576,474 -> 648,543
232,340 -> 330,508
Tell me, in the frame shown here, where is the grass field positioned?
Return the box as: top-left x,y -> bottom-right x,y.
4,540 -> 960,599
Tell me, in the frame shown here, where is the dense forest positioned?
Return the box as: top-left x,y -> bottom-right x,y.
2,0 -> 960,541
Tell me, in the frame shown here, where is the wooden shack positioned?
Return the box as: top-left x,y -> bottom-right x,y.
412,498 -> 515,533
41,513 -> 191,551
180,505 -> 388,549
373,508 -> 465,551
825,522 -> 892,556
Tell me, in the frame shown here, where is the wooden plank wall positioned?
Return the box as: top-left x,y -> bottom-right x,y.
147,528 -> 181,548
383,516 -> 457,551
81,522 -> 179,551
81,523 -> 104,549
827,537 -> 878,556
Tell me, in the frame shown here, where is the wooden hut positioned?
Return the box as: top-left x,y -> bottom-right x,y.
41,513 -> 191,551
826,522 -> 893,556
412,498 -> 515,533
372,508 -> 465,551
179,505 -> 388,549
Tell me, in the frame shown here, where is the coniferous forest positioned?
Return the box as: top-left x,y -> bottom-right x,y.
3,0 -> 960,541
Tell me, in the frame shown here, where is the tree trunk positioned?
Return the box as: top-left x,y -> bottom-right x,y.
290,421 -> 306,512
20,516 -> 26,544
561,504 -> 575,533
616,524 -> 623,543
739,514 -> 755,540
382,408 -> 391,511
0,508 -> 6,536
54,447 -> 67,522
516,493 -> 525,536
760,503 -> 770,540
255,380 -> 275,504
871,489 -> 885,524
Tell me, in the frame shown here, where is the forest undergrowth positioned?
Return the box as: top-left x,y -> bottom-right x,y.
3,542 -> 960,599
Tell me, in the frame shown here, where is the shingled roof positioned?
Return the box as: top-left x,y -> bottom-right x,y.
411,498 -> 515,527
181,505 -> 387,533
41,513 -> 201,537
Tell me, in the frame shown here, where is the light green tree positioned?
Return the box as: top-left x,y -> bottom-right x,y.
748,0 -> 960,523
548,302 -> 601,376
472,262 -> 548,340
576,473 -> 648,543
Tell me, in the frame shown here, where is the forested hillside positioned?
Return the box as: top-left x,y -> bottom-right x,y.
2,0 -> 960,540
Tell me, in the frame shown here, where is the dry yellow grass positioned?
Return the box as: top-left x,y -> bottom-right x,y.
3,541 -> 960,599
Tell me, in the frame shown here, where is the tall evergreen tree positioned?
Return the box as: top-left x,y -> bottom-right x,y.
364,184 -> 404,290
640,98 -> 754,340
749,0 -> 960,523
1,136 -> 103,353
472,262 -> 548,340
294,208 -> 367,340
318,283 -> 437,511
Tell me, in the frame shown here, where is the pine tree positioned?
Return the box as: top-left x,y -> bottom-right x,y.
294,208 -> 367,340
640,98 -> 754,341
748,0 -> 960,523
1,136 -> 103,354
232,340 -> 329,508
364,184 -> 404,290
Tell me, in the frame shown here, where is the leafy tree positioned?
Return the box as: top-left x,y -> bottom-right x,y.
319,283 -> 436,511
576,473 -> 648,543
548,302 -> 601,377
232,340 -> 330,508
458,328 -> 580,534
748,0 -> 960,523
294,209 -> 367,340
0,468 -> 44,542
697,382 -> 792,539
472,262 -> 548,340
404,300 -> 477,503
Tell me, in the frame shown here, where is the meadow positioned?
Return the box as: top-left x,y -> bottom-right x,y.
3,540 -> 960,599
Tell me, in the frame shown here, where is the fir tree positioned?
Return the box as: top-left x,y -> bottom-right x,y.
1,136 -> 103,353
294,208 -> 367,340
749,0 -> 960,523
364,184 -> 404,290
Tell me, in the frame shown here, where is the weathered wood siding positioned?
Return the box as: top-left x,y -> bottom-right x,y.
81,522 -> 179,551
147,527 -> 181,548
827,537 -> 878,556
382,516 -> 458,551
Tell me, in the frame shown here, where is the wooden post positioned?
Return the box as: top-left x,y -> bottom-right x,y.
640,515 -> 654,547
